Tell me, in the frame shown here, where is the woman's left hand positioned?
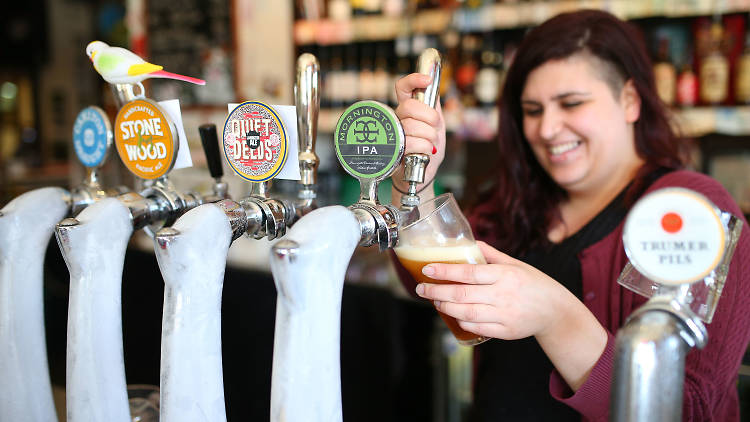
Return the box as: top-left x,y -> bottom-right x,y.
416,241 -> 582,341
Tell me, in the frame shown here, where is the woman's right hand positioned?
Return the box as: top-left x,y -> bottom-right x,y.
392,73 -> 447,199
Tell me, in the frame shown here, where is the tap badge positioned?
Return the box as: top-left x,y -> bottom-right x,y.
73,106 -> 112,169
623,188 -> 727,286
334,100 -> 404,180
222,101 -> 288,182
114,99 -> 177,179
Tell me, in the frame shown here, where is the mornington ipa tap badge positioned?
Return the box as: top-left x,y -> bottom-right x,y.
334,100 -> 404,181
73,106 -> 112,169
114,99 -> 177,179
222,101 -> 288,182
623,188 -> 727,286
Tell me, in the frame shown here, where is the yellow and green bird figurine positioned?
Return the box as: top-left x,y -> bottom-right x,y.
86,40 -> 206,86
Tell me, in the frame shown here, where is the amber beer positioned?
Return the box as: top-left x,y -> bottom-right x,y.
395,240 -> 488,345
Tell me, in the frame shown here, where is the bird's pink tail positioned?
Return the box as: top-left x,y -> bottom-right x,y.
151,70 -> 206,85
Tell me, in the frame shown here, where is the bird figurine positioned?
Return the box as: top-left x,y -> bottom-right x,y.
86,40 -> 206,86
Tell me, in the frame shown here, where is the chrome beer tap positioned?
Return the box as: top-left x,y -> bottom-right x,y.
0,105 -> 124,422
341,48 -> 441,250
611,188 -> 743,422
263,48 -> 441,422
148,52 -> 322,421
198,52 -> 322,242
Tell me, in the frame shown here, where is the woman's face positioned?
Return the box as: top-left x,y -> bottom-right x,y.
520,54 -> 643,196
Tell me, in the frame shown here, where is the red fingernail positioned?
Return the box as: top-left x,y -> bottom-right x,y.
432,146 -> 437,155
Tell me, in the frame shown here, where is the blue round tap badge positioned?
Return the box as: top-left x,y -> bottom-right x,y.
73,106 -> 112,168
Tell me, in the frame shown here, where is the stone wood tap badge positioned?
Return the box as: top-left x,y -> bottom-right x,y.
623,188 -> 727,286
114,99 -> 178,179
222,101 -> 288,182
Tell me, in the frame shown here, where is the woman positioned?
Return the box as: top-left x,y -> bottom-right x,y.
392,9 -> 750,421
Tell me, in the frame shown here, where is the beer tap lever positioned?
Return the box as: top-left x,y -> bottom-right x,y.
294,53 -> 321,218
400,48 -> 441,212
199,123 -> 228,202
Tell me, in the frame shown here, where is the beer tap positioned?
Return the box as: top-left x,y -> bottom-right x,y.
341,48 -> 441,250
263,48 -> 441,422
149,52 -> 321,421
190,52 -> 322,243
0,105 -> 124,422
611,188 -> 743,421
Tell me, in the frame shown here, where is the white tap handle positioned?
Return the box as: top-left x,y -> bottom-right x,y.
269,206 -> 360,422
154,204 -> 231,422
56,198 -> 133,422
0,187 -> 68,422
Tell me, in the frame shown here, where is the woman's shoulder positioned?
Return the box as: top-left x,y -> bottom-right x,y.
645,169 -> 742,216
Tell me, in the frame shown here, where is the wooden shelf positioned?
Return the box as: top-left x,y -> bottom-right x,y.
295,0 -> 750,45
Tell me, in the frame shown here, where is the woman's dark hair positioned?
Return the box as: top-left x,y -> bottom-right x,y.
467,9 -> 686,257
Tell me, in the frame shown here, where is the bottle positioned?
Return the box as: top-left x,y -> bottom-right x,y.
454,33 -> 480,107
359,43 -> 375,100
372,42 -> 392,104
699,16 -> 730,105
389,35 -> 412,107
676,62 -> 698,107
653,37 -> 676,106
735,23 -> 750,104
328,0 -> 352,20
474,31 -> 503,107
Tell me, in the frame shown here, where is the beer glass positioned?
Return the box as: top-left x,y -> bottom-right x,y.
394,193 -> 488,346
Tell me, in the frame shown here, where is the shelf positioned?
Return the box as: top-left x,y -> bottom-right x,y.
295,0 -> 750,45
318,106 -> 750,139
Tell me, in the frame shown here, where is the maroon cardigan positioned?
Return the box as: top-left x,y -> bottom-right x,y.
392,170 -> 750,421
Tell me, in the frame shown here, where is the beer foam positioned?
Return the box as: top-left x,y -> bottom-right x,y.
394,243 -> 485,264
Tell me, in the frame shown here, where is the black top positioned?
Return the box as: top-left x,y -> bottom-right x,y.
469,187 -> 630,422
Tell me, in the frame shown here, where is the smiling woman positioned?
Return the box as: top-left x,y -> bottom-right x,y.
391,8 -> 750,422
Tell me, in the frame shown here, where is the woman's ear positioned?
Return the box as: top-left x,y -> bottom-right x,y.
621,79 -> 641,123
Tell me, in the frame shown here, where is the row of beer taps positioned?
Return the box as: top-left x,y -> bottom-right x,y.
1,36 -> 741,422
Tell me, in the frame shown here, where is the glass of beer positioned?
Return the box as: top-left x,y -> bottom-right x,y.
394,193 -> 488,346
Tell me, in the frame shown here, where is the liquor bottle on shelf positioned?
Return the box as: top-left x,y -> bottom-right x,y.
390,35 -> 412,107
455,33 -> 480,107
342,43 -> 360,103
676,60 -> 698,107
359,43 -> 375,101
328,0 -> 352,20
653,37 -> 676,107
735,20 -> 750,104
329,45 -> 345,108
475,31 -> 503,108
699,15 -> 730,105
372,42 -> 392,104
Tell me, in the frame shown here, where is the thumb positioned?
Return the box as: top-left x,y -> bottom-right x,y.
477,241 -> 516,265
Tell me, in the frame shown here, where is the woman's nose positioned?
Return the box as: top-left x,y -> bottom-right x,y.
539,109 -> 562,140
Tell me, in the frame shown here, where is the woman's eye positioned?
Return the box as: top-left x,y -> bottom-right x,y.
523,108 -> 542,117
562,101 -> 582,108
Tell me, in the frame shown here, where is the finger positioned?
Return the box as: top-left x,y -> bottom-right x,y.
395,73 -> 433,104
422,262 -> 497,285
395,98 -> 441,128
457,321 -> 513,340
433,301 -> 498,324
401,117 -> 439,143
416,282 -> 491,304
404,135 -> 434,155
477,241 -> 516,265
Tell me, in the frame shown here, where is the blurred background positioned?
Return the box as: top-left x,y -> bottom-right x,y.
3,0 -> 750,421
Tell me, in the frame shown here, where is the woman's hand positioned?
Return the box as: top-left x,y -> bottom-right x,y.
392,73 -> 447,200
416,241 -> 608,391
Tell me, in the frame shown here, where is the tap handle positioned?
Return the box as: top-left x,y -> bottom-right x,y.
401,48 -> 441,203
199,124 -> 223,180
295,53 -> 320,186
412,47 -> 442,109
